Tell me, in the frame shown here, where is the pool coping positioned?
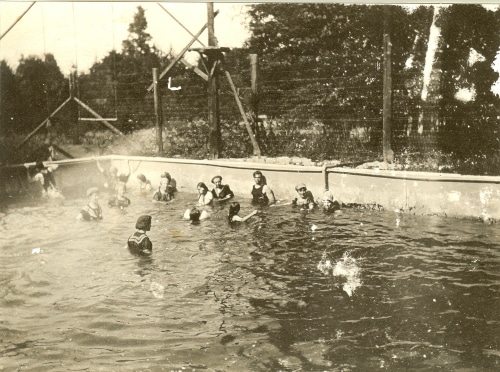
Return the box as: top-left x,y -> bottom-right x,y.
2,155 -> 499,221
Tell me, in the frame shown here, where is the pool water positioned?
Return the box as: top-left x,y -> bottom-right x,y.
1,189 -> 499,371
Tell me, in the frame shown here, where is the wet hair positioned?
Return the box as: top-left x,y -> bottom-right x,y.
228,202 -> 241,221
252,170 -> 267,185
137,174 -> 146,182
189,207 -> 201,222
161,172 -> 171,181
197,182 -> 208,192
135,215 -> 152,231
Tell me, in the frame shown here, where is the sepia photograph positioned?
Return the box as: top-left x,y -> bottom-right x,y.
1,1 -> 499,370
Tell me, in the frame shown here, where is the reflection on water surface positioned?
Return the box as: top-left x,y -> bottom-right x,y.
1,192 -> 499,370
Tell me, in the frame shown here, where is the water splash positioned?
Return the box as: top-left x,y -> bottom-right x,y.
318,250 -> 362,297
150,281 -> 165,299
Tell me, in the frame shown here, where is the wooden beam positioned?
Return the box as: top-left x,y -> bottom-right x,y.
225,70 -> 261,157
74,97 -> 124,136
0,2 -> 35,41
157,2 -> 206,47
16,96 -> 72,149
180,58 -> 208,81
147,10 -> 219,92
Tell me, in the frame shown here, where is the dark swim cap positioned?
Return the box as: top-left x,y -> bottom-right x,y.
135,215 -> 152,231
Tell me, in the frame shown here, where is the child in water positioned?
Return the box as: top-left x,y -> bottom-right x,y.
292,183 -> 316,210
228,202 -> 258,222
127,215 -> 153,255
77,187 -> 103,221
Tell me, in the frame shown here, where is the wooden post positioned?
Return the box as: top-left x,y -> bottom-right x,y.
206,3 -> 221,159
207,3 -> 217,46
146,11 -> 219,92
250,54 -> 259,136
69,72 -> 80,144
225,71 -> 261,156
382,8 -> 394,163
153,68 -> 164,156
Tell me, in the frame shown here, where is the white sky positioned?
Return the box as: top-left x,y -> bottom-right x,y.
0,1 -> 498,95
0,2 -> 252,75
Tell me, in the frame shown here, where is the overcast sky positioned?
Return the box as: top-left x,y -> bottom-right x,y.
0,2 -> 252,74
0,2 -> 498,96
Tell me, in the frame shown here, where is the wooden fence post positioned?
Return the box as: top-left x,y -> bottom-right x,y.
153,68 -> 164,156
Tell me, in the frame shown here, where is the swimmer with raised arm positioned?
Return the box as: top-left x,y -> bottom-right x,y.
26,161 -> 60,198
96,160 -> 130,191
108,181 -> 130,208
228,202 -> 258,222
251,170 -> 276,205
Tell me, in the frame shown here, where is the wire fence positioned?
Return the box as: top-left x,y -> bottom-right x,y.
71,57 -> 498,174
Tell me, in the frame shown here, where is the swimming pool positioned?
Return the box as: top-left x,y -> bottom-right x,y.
1,189 -> 499,370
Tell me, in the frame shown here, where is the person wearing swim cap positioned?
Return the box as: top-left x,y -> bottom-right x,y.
127,215 -> 153,255
77,187 -> 103,221
292,183 -> 316,210
153,172 -> 177,201
321,191 -> 341,213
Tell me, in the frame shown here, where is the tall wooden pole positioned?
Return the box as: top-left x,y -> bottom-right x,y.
69,72 -> 80,144
153,68 -> 164,156
250,54 -> 259,136
207,3 -> 217,46
382,7 -> 394,163
206,2 -> 221,159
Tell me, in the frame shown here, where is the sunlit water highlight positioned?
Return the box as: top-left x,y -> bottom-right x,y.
1,190 -> 499,371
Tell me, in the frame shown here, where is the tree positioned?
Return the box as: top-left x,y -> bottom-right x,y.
437,4 -> 500,173
245,4 -> 421,158
122,6 -> 154,58
14,54 -> 66,133
0,60 -> 19,135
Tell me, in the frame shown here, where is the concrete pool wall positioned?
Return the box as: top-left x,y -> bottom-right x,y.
2,155 -> 499,220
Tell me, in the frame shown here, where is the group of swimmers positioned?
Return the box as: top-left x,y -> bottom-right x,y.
76,163 -> 340,256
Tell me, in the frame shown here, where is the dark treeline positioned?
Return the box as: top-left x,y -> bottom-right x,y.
1,4 -> 499,174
